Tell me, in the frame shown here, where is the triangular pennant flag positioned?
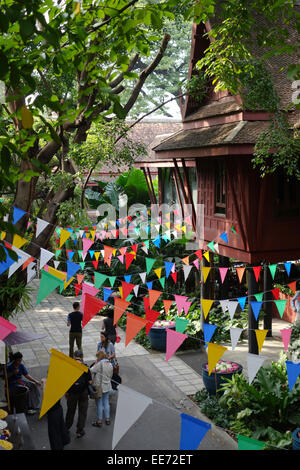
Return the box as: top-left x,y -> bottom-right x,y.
213,242 -> 219,253
253,266 -> 261,282
92,260 -> 99,270
83,238 -> 94,257
227,301 -> 239,320
193,258 -> 199,270
236,267 -> 246,283
163,300 -> 173,315
108,276 -> 117,288
0,316 -> 17,341
284,262 -> 292,277
254,292 -> 264,302
12,206 -> 26,225
79,262 -> 85,270
82,293 -> 106,328
203,323 -> 218,346
36,270 -> 64,304
207,342 -> 227,375
66,261 -> 80,282
201,299 -> 214,319
180,414 -> 211,451
40,248 -> 54,269
146,281 -> 153,290
170,272 -> 177,284
159,277 -> 165,289
250,301 -> 263,321
207,241 -> 215,252
237,296 -> 247,311
8,247 -> 29,278
203,251 -> 210,262
94,252 -> 101,261
231,224 -> 238,234
125,252 -> 135,271
103,245 -> 114,266
271,287 -> 280,300
219,300 -> 229,315
274,299 -> 287,318
237,435 -> 266,451
255,329 -> 268,353
59,229 -> 71,248
12,234 -> 27,249
103,287 -> 112,303
285,361 -> 300,391
280,328 -> 293,352
194,249 -> 202,260
288,281 -> 297,294
219,232 -> 229,244
145,309 -> 160,335
114,298 -> 131,325
166,329 -> 187,361
124,275 -> 131,283
89,250 -> 95,259
148,289 -> 162,309
74,283 -> 82,296
121,281 -> 135,301
268,264 -> 277,280
112,385 -> 152,450
36,217 -> 49,238
182,256 -> 189,266
80,282 -> 99,314
219,267 -> 228,284
94,272 -> 107,288
230,328 -> 243,351
182,265 -> 192,282
39,349 -> 88,418
146,257 -> 155,274
247,353 -> 266,384
139,272 -> 146,283
53,260 -> 60,270
133,285 -> 139,297
174,295 -> 189,315
154,268 -> 162,279
27,262 -> 36,283
55,249 -> 61,260
125,313 -> 147,347
175,317 -> 189,334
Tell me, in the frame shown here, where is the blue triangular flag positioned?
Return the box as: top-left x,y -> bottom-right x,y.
164,261 -> 174,279
237,296 -> 247,311
66,261 -> 80,282
153,235 -> 161,248
103,287 -> 112,302
89,250 -> 95,259
12,206 -> 26,225
124,275 -> 131,283
68,251 -> 74,261
180,413 -> 211,450
0,248 -> 19,275
250,301 -> 263,320
219,232 -> 229,244
203,323 -> 217,347
146,281 -> 153,290
286,361 -> 300,391
284,262 -> 292,277
73,239 -> 78,246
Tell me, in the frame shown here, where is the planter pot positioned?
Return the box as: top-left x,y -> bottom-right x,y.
202,363 -> 243,395
292,429 -> 300,450
148,326 -> 175,351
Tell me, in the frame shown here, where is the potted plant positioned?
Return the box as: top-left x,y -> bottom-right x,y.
202,360 -> 243,395
148,320 -> 176,351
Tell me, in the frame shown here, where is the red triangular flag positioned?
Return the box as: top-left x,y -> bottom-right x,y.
114,298 -> 131,325
125,252 -> 135,271
75,283 -> 82,296
145,310 -> 160,335
253,266 -> 261,282
170,272 -> 177,284
22,256 -> 35,270
143,297 -> 150,313
272,288 -> 280,300
82,293 -> 106,328
194,249 -> 202,260
92,260 -> 99,270
125,313 -> 147,346
131,244 -> 138,254
148,289 -> 162,309
121,281 -> 135,301
288,281 -> 297,294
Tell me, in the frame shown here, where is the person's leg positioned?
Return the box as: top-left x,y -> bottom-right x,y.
69,333 -> 75,358
76,392 -> 88,436
65,393 -> 78,430
102,392 -> 110,421
76,333 -> 82,353
96,397 -> 103,422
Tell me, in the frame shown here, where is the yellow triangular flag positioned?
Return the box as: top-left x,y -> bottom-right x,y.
1,231 -> 6,240
39,349 -> 88,418
255,329 -> 268,353
203,251 -> 210,262
59,229 -> 71,248
182,225 -> 186,233
12,234 -> 27,249
164,222 -> 171,229
90,230 -> 96,240
202,267 -> 211,283
207,343 -> 228,375
48,266 -> 73,290
85,232 -> 90,239
175,224 -> 181,231
94,252 -> 101,260
119,287 -> 123,298
201,299 -> 214,319
154,268 -> 162,279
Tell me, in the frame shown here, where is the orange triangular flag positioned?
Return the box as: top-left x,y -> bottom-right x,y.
22,256 -> 35,270
288,281 -> 297,294
125,313 -> 147,346
148,289 -> 162,309
103,245 -> 114,265
163,300 -> 173,315
114,298 -> 131,325
76,274 -> 84,285
182,256 -> 189,265
236,267 -> 246,283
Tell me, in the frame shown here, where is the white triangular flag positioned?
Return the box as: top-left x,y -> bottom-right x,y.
227,301 -> 238,320
79,230 -> 84,238
133,285 -> 139,297
213,242 -> 219,253
230,328 -> 243,351
141,245 -> 148,255
8,247 -> 30,278
54,260 -> 60,270
247,353 -> 266,385
36,218 -> 49,238
139,272 -> 146,283
40,248 -> 54,269
0,340 -> 6,364
219,299 -> 229,314
27,262 -> 37,283
183,265 -> 193,281
112,385 -> 152,450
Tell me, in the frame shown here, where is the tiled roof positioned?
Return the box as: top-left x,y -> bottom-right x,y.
183,98 -> 241,122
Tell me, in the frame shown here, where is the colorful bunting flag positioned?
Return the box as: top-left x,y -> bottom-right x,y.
201,299 -> 214,319
274,299 -> 287,318
59,229 -> 71,248
236,267 -> 245,283
250,301 -> 263,321
253,266 -> 261,282
230,327 -> 243,351
201,267 -> 211,283
36,270 -> 64,305
268,264 -> 277,280
146,257 -> 155,274
219,267 -> 228,284
180,414 -> 211,451
284,262 -> 292,277
285,361 -> 300,391
280,328 -> 292,352
82,293 -> 106,328
203,324 -> 218,346
163,300 -> 173,315
207,342 -> 227,375
237,435 -> 266,451
247,353 -> 266,384
0,316 -> 17,341
12,206 -> 26,225
114,298 -> 131,325
175,317 -> 189,334
255,329 -> 268,353
219,232 -> 229,244
125,313 -> 147,347
166,329 -> 187,362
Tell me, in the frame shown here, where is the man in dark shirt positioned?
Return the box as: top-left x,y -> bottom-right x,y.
67,302 -> 83,358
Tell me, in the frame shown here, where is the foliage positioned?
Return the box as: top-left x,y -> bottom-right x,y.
193,388 -> 231,428
273,282 -> 295,297
0,275 -> 33,321
184,72 -> 208,104
287,320 -> 300,361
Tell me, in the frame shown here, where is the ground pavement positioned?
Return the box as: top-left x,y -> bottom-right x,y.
5,279 -> 292,451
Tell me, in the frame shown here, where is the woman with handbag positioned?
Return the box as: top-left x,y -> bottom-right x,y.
90,350 -> 113,427
97,331 -> 116,367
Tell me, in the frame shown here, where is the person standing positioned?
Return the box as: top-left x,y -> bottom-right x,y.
67,302 -> 83,358
97,331 -> 116,367
65,350 -> 92,438
101,307 -> 117,345
90,350 -> 113,427
291,290 -> 300,323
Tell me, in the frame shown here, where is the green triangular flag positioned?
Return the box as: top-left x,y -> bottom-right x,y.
78,250 -> 83,259
159,277 -> 165,289
94,272 -> 107,288
254,292 -> 264,302
146,257 -> 155,274
108,276 -> 117,287
175,317 -> 189,334
143,240 -> 150,248
36,270 -> 65,305
55,249 -> 61,260
207,241 -> 215,252
126,294 -> 133,301
274,299 -> 287,318
237,435 -> 266,450
231,225 -> 237,234
79,262 -> 85,270
269,264 -> 277,280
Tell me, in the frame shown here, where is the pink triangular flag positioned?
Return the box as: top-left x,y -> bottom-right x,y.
117,255 -> 124,264
280,329 -> 293,352
166,329 -> 187,362
193,259 -> 199,270
83,238 -> 94,257
219,267 -> 228,284
174,295 -> 188,315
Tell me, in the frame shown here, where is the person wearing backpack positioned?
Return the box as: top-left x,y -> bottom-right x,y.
65,350 -> 92,439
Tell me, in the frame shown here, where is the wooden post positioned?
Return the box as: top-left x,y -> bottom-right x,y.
247,267 -> 259,354
263,264 -> 273,337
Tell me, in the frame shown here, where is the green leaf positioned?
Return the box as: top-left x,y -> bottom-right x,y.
19,18 -> 35,41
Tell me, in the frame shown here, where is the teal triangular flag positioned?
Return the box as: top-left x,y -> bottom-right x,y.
108,276 -> 117,287
254,292 -> 264,302
36,270 -> 64,305
94,272 -> 107,288
146,257 -> 155,274
274,299 -> 287,318
176,317 -> 189,334
268,264 -> 277,280
79,262 -> 85,270
159,277 -> 165,289
207,241 -> 215,252
180,413 -> 211,450
237,435 -> 266,450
